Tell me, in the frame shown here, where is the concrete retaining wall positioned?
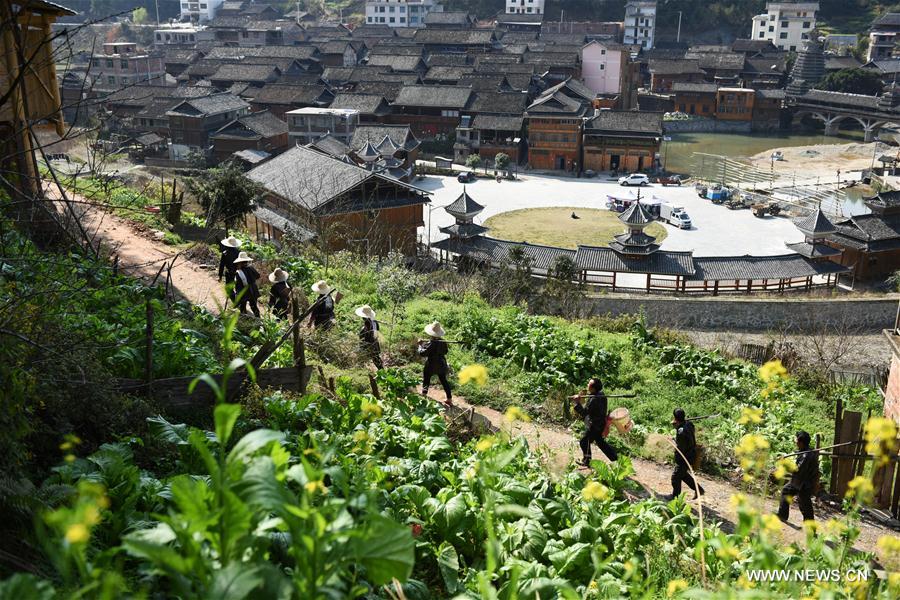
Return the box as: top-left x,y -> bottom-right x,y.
584,294 -> 898,333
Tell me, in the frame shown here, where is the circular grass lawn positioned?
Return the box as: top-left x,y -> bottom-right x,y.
482,207 -> 668,250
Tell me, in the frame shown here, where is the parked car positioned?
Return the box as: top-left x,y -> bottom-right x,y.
618,173 -> 650,186
457,171 -> 476,183
659,203 -> 692,229
657,174 -> 682,186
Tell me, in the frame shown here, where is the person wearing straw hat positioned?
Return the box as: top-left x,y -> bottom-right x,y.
268,268 -> 292,320
418,321 -> 452,405
218,236 -> 242,299
355,305 -> 383,369
232,252 -> 260,317
572,377 -> 618,467
668,408 -> 705,501
309,280 -> 336,330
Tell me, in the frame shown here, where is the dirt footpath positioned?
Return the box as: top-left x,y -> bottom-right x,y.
45,182 -> 225,312
430,390 -> 896,556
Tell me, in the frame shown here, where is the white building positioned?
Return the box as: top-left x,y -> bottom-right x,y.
286,107 -> 360,146
153,23 -> 212,46
506,0 -> 544,15
623,1 -> 656,50
365,0 -> 442,28
179,0 -> 224,23
751,2 -> 819,52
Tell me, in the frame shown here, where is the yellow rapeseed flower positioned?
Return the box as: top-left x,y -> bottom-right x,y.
864,417 -> 898,468
876,535 -> 900,558
352,430 -> 370,443
65,523 -> 90,545
361,399 -> 382,420
475,436 -> 496,453
582,481 -> 610,502
821,518 -> 849,539
759,359 -> 788,383
716,543 -> 740,561
761,513 -> 783,535
666,579 -> 688,597
773,457 -> 798,482
729,493 -> 748,509
304,480 -> 327,495
735,434 -> 770,479
846,476 -> 874,504
737,406 -> 764,426
504,406 -> 531,423
458,364 -> 489,387
888,572 -> 900,591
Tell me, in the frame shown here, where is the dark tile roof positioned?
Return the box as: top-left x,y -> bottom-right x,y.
825,56 -> 863,71
459,73 -> 513,92
367,54 -> 427,72
672,82 -> 718,93
475,55 -> 527,69
425,66 -> 475,82
873,12 -> 900,28
393,85 -> 472,109
690,254 -> 848,280
246,145 -> 429,214
367,42 -> 425,56
204,45 -> 319,61
831,213 -> 900,246
785,242 -> 842,259
524,51 -> 580,69
585,110 -> 663,136
423,11 -> 473,27
307,134 -> 350,157
575,246 -> 695,275
471,114 -> 524,131
619,200 -> 653,225
439,222 -> 489,238
865,58 -> 900,74
164,48 -> 201,64
209,63 -> 279,83
649,58 -> 703,75
445,188 -> 484,216
213,110 -> 287,139
745,56 -> 787,74
500,32 -> 539,43
135,98 -> 178,119
695,52 -> 747,72
167,93 -> 249,117
329,93 -> 389,115
352,25 -> 397,38
469,91 -> 527,115
801,89 -> 879,109
526,90 -> 586,115
322,66 -> 357,82
351,81 -> 403,101
251,84 -> 332,106
433,236 -> 575,272
414,29 -> 496,46
732,39 -> 779,54
349,125 -> 419,152
794,207 -> 836,236
755,88 -> 786,99
428,53 -> 472,67
496,13 -> 545,25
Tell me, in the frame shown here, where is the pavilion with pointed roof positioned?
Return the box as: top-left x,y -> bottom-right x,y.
786,207 -> 842,261
439,187 -> 490,241
608,200 -> 661,256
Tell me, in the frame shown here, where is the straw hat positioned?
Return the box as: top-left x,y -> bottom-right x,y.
268,268 -> 289,283
424,321 -> 445,338
232,251 -> 253,264
221,236 -> 242,248
355,304 -> 376,319
311,280 -> 332,295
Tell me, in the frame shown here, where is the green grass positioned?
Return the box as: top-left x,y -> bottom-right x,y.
483,207 -> 668,249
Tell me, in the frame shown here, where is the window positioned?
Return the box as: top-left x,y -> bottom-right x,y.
121,76 -> 129,85
441,110 -> 460,117
156,33 -> 161,40
120,59 -> 128,68
600,49 -> 605,55
526,7 -> 532,12
780,32 -> 788,39
368,16 -> 373,22
768,26 -> 774,32
803,21 -> 810,28
107,75 -> 116,85
200,3 -> 206,8
379,16 -> 385,22
92,58 -> 99,67
758,31 -> 765,38
599,64 -> 604,70
105,58 -> 113,68
399,6 -> 405,11
780,21 -> 788,28
389,17 -> 395,22
790,45 -> 796,51
189,34 -> 195,41
400,17 -> 405,22
389,6 -> 395,12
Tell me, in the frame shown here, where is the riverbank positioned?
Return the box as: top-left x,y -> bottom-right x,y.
748,141 -> 887,180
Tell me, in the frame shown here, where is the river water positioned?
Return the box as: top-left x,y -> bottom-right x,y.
664,130 -> 871,216
663,130 -> 864,174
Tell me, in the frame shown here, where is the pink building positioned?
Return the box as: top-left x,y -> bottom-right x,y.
580,40 -> 637,109
90,43 -> 166,92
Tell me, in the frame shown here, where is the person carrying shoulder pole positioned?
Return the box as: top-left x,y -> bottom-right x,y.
268,267 -> 292,320
418,321 -> 452,405
777,430 -> 819,523
571,378 -> 618,467
309,280 -> 337,330
232,251 -> 260,318
668,408 -> 705,500
355,304 -> 383,369
218,236 -> 242,300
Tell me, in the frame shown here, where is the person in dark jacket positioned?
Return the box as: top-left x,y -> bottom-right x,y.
572,378 -> 618,466
268,268 -> 292,319
356,304 -> 383,369
232,252 -> 260,317
669,408 -> 705,500
218,236 -> 242,300
309,280 -> 336,330
778,430 -> 819,523
419,321 -> 451,405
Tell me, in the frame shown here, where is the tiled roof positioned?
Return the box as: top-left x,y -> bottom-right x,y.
672,82 -> 718,93
873,12 -> 900,27
167,93 -> 249,116
423,11 -> 473,26
825,56 -> 863,71
246,145 -> 429,214
471,114 -> 523,131
393,85 -> 472,109
164,48 -> 200,64
619,200 -> 653,226
690,254 -> 848,280
251,84 -> 331,106
649,58 -> 703,75
204,45 -> 319,61
212,110 -> 287,139
785,242 -> 842,259
414,29 -> 496,46
526,90 -> 586,115
446,188 -> 484,216
696,52 -> 746,71
794,207 -> 836,236
428,53 -> 472,66
425,66 -> 475,82
469,91 -> 527,115
209,63 -> 279,83
432,237 -> 575,272
367,43 -> 425,57
459,73 -> 513,92
499,31 -> 540,43
575,246 -> 696,275
352,81 -> 404,101
439,222 -> 489,238
330,93 -> 390,115
801,89 -> 880,110
732,39 -> 779,54
744,56 -> 787,73
350,125 -> 419,151
307,134 -> 350,158
366,54 -> 426,72
586,110 -> 663,136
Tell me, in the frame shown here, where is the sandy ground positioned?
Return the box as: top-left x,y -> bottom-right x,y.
748,141 -> 890,181
44,182 -> 226,312
428,390 -> 898,557
420,174 -> 806,258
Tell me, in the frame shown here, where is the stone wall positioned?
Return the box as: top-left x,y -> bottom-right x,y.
584,294 -> 898,333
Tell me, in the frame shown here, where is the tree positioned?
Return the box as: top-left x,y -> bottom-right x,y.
817,68 -> 884,96
494,152 -> 510,176
187,163 -> 261,232
132,7 -> 149,24
465,154 -> 482,171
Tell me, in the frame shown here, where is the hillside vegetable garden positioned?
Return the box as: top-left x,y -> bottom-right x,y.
2,221 -> 899,597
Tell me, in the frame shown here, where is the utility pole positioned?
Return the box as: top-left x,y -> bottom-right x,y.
155,0 -> 160,26
677,11 -> 682,43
